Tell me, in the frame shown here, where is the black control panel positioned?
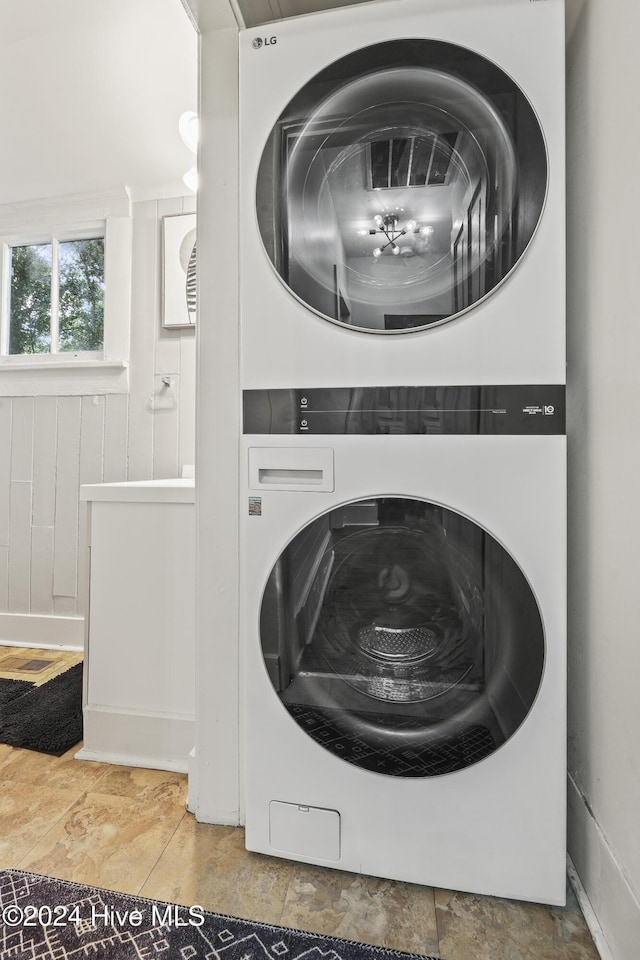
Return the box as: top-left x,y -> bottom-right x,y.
243,385 -> 566,436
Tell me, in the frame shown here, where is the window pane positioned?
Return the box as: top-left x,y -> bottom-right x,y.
58,238 -> 105,352
9,244 -> 52,355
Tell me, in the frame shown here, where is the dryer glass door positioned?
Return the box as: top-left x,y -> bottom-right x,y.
256,40 -> 547,333
260,497 -> 545,778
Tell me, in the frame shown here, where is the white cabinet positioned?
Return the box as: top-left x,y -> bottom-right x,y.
78,480 -> 195,772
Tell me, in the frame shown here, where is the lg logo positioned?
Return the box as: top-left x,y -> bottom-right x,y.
252,36 -> 277,49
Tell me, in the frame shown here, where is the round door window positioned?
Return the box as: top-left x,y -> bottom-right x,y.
256,40 -> 547,332
260,498 -> 545,777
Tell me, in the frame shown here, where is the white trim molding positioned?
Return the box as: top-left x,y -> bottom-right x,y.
0,360 -> 129,397
0,612 -> 84,650
0,188 -> 130,234
194,20 -> 242,827
77,704 -> 194,773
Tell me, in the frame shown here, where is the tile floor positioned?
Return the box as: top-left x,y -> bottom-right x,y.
0,648 -> 600,960
0,647 -> 82,687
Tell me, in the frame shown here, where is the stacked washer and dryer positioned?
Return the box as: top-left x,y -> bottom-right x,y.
238,0 -> 566,904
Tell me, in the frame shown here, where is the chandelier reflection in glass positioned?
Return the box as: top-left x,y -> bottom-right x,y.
371,213 -> 417,257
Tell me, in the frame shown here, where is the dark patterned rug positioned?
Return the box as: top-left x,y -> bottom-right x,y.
0,871 -> 438,960
0,664 -> 82,755
0,678 -> 34,708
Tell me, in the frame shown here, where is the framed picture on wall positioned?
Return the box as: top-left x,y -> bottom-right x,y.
162,213 -> 197,327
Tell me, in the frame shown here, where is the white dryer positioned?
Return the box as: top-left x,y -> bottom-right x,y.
239,0 -> 565,389
241,386 -> 566,904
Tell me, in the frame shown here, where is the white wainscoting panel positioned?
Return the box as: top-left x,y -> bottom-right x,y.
103,394 -> 130,482
179,336 -> 196,472
10,398 -> 34,482
80,395 -> 106,486
0,546 -> 8,611
53,397 -> 82,600
0,401 -> 10,548
30,525 -> 55,615
32,397 -> 58,527
8,481 -> 32,613
0,394 -> 132,629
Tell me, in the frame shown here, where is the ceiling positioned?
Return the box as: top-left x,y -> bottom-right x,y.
179,0 -> 388,31
183,0 -> 580,41
233,0 -> 381,28
0,0 -> 197,208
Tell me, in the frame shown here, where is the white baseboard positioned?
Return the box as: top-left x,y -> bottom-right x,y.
0,613 -> 83,651
568,773 -> 640,960
75,747 -> 189,775
567,856 -> 614,960
187,747 -> 197,813
80,704 -> 194,774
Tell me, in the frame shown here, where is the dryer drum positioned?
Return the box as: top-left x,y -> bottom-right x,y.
256,39 -> 547,334
259,497 -> 545,777
356,623 -> 439,663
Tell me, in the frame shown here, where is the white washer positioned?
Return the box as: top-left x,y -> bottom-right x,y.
239,0 -> 565,389
241,387 -> 566,904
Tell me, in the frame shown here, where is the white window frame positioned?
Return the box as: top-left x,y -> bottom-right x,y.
0,192 -> 132,397
1,224 -> 106,360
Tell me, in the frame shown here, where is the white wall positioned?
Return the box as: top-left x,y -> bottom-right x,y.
0,194 -> 196,647
129,195 -> 197,483
566,1 -> 640,957
193,17 -> 242,825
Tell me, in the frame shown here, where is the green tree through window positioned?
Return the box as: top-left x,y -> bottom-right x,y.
59,239 -> 105,351
9,244 -> 52,354
8,237 -> 104,355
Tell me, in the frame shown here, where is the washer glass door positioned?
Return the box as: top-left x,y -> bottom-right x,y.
256,40 -> 547,332
260,498 -> 545,777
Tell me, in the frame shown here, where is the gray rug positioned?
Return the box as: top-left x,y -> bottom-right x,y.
0,664 -> 82,755
0,678 -> 34,708
0,871 -> 438,960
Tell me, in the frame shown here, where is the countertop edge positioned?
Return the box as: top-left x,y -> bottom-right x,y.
80,479 -> 195,504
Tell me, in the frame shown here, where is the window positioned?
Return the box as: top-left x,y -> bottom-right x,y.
369,134 -> 459,190
7,235 -> 105,357
0,195 -> 132,396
